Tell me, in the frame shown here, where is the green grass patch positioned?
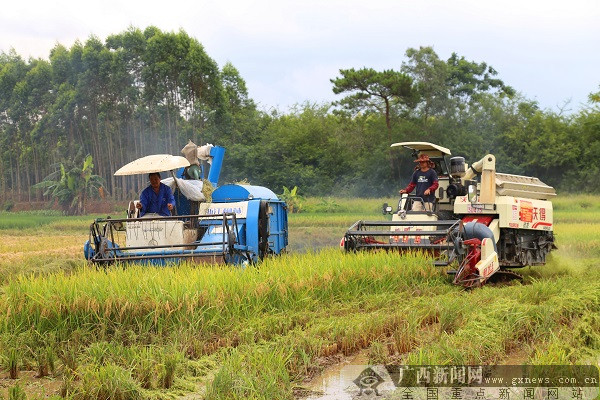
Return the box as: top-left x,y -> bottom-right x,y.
0,211 -> 63,229
0,211 -> 107,231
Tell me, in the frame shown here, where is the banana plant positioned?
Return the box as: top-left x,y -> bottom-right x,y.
34,154 -> 105,215
280,186 -> 304,213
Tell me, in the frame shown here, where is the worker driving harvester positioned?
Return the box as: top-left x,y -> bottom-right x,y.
399,153 -> 439,211
136,172 -> 176,217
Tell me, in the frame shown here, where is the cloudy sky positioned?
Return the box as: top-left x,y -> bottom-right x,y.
1,0 -> 598,111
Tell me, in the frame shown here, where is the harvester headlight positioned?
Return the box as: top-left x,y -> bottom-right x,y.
468,184 -> 477,202
382,203 -> 393,215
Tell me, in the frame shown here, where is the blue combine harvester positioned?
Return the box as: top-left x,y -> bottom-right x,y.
84,143 -> 288,265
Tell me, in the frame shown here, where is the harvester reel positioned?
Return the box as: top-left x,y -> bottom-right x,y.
454,271 -> 484,289
97,237 -> 116,261
452,232 -> 525,288
447,225 -> 466,265
452,238 -> 484,288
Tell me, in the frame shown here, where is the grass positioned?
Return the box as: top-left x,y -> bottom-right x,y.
300,197 -> 397,215
0,195 -> 598,399
0,211 -> 108,231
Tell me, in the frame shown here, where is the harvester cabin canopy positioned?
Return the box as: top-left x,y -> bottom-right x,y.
390,142 -> 451,157
392,142 -> 452,177
114,154 -> 190,176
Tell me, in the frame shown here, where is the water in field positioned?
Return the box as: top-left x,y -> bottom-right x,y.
302,351 -> 381,400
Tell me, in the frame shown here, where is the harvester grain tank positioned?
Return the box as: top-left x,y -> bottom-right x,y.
84,142 -> 288,265
342,142 -> 556,288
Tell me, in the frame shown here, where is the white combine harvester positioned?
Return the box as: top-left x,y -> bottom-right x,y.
342,142 -> 556,288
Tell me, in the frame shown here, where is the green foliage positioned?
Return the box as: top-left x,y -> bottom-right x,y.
331,67 -> 417,118
2,199 -> 14,211
446,52 -> 515,99
1,26 -> 231,202
402,46 -> 514,116
221,61 -> 253,113
280,186 -> 304,213
589,85 -> 600,103
33,154 -> 104,215
1,28 -> 600,204
75,364 -> 143,400
6,347 -> 19,379
401,46 -> 449,118
331,68 -> 417,178
313,198 -> 341,213
8,383 -> 26,400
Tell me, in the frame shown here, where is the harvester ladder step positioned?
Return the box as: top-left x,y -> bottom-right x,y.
433,261 -> 450,267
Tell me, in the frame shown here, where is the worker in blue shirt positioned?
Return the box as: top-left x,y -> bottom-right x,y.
136,172 -> 175,216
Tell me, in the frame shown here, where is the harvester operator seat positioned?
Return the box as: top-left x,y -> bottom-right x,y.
400,195 -> 436,213
410,197 -> 435,212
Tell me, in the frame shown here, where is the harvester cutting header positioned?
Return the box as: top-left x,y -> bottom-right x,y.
342,142 -> 556,288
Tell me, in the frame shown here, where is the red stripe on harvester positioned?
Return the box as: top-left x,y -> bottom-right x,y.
532,222 -> 552,228
461,216 -> 494,226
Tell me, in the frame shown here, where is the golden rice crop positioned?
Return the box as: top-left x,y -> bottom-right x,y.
0,194 -> 599,399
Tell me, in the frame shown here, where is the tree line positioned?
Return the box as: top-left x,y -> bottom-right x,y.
1,26 -> 599,206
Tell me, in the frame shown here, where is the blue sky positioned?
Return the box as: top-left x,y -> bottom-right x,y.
1,0 -> 598,112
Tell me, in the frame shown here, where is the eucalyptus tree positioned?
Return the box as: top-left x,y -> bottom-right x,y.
179,31 -> 227,145
0,53 -> 54,197
140,28 -> 225,152
75,36 -> 115,193
12,58 -> 54,196
0,51 -> 28,194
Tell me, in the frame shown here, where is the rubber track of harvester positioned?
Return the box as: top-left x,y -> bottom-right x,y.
486,269 -> 524,284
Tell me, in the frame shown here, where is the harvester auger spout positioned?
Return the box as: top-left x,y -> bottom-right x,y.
342,142 -> 556,289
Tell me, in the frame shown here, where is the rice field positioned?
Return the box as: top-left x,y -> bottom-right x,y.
0,195 -> 599,399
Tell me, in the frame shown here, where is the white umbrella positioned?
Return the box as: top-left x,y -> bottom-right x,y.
114,154 -> 190,176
